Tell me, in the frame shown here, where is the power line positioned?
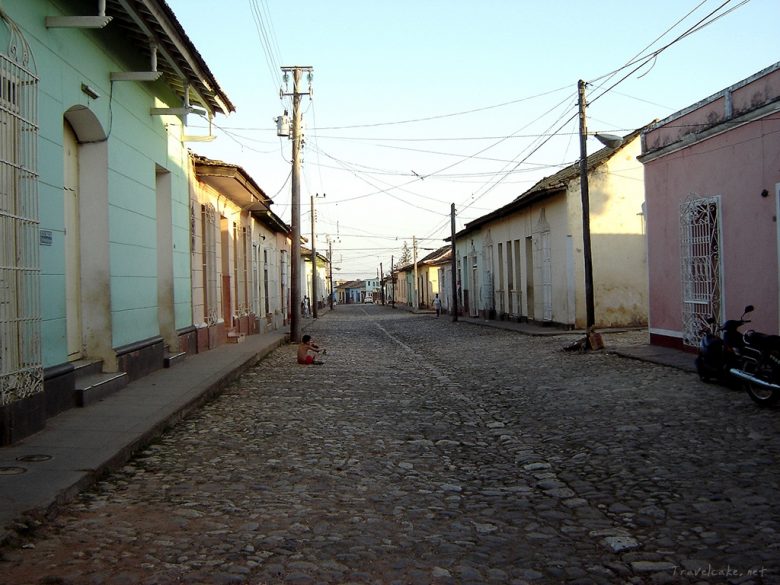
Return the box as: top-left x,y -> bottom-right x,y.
313,84 -> 573,130
589,0 -> 749,105
247,0 -> 284,96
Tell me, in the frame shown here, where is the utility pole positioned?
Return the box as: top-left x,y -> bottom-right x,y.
412,236 -> 418,310
451,203 -> 458,322
578,79 -> 595,331
391,255 -> 395,308
380,262 -> 384,305
280,66 -> 312,343
328,238 -> 334,310
311,192 -> 324,319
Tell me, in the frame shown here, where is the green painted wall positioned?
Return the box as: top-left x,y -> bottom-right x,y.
6,0 -> 195,366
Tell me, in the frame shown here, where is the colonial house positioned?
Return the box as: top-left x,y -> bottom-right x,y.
336,280 -> 366,304
190,155 -> 290,348
638,62 -> 780,350
417,246 -> 451,309
0,1 -> 232,444
364,278 -> 380,302
393,264 -> 414,307
451,128 -> 648,328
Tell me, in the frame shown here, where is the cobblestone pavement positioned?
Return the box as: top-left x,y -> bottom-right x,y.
2,305 -> 779,585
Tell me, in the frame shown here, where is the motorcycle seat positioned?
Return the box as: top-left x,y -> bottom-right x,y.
744,330 -> 780,351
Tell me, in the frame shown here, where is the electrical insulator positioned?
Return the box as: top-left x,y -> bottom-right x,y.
275,111 -> 290,137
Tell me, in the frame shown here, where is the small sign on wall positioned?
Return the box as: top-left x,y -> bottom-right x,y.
39,230 -> 53,246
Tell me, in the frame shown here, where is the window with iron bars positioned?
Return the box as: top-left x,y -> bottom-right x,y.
0,20 -> 40,407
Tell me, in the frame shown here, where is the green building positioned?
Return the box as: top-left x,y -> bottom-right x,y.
0,0 -> 233,444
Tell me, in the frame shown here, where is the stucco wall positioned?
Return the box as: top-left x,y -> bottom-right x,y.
454,135 -> 648,328
643,114 -> 780,339
583,137 -> 648,327
14,0 -> 195,366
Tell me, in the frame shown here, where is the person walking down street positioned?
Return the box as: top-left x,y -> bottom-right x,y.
433,294 -> 442,318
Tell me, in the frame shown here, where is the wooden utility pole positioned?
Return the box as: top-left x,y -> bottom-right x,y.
310,193 -> 324,318
578,79 -> 595,331
412,236 -> 418,310
391,255 -> 395,308
281,66 -> 312,342
451,203 -> 458,321
328,238 -> 334,310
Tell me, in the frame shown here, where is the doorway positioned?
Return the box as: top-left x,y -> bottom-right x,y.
63,121 -> 82,360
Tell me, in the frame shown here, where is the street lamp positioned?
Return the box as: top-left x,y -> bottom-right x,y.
577,79 -> 623,335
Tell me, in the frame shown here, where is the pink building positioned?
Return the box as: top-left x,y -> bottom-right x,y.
639,62 -> 780,351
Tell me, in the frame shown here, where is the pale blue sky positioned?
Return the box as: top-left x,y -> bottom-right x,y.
168,0 -> 779,278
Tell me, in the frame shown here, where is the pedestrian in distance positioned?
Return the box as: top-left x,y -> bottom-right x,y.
297,334 -> 325,365
433,294 -> 442,318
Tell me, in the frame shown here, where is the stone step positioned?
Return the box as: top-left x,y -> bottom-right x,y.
70,359 -> 104,378
163,351 -> 187,368
227,331 -> 246,344
75,371 -> 129,407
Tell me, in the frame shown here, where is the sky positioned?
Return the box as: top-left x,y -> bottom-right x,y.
167,0 -> 779,280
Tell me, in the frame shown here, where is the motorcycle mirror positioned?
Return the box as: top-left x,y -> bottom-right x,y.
744,305 -> 754,314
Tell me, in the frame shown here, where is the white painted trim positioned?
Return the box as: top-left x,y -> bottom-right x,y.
649,327 -> 683,339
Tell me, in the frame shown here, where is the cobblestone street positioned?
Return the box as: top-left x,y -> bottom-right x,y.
2,305 -> 779,585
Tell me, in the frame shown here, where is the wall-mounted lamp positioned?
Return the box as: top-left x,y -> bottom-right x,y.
593,132 -> 623,149
761,189 -> 769,198
81,83 -> 100,100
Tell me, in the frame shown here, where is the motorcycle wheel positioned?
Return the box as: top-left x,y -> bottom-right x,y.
695,356 -> 712,382
745,382 -> 780,407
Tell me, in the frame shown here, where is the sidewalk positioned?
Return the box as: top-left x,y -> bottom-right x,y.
388,305 -> 696,374
457,314 -> 697,373
0,330 -> 288,545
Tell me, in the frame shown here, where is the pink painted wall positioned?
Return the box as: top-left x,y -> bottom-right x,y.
642,65 -> 780,346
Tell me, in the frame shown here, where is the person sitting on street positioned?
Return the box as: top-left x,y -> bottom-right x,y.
297,334 -> 325,365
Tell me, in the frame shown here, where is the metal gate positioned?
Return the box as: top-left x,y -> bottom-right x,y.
0,13 -> 39,406
680,195 -> 721,347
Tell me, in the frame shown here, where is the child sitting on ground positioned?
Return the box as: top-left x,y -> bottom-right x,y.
297,334 -> 325,365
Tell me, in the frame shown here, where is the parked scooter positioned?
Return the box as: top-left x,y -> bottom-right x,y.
730,311 -> 780,406
695,305 -> 753,384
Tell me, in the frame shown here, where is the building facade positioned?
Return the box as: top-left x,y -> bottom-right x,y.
639,62 -> 780,349
190,155 -> 290,350
452,129 -> 648,328
0,1 -> 233,444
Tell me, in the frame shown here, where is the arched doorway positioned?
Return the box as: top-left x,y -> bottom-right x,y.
62,106 -> 114,370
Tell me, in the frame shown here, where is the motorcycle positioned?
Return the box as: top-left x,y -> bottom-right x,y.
730,311 -> 780,406
695,305 -> 752,385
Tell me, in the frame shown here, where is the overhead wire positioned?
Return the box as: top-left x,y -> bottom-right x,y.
309,144 -> 450,216
458,0 -> 748,217
422,0 -> 751,244
588,0 -> 749,105
247,0 -> 284,96
189,0 -> 752,271
314,84 -> 573,130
